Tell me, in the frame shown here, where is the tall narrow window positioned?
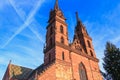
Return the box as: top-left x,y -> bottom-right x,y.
87,40 -> 91,48
62,52 -> 65,60
79,63 -> 88,80
60,25 -> 64,33
61,37 -> 64,44
90,50 -> 94,57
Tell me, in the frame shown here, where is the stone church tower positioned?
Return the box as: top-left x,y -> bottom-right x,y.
2,0 -> 103,80
39,0 -> 103,79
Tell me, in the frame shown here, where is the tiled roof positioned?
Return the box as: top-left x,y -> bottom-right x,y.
9,64 -> 33,79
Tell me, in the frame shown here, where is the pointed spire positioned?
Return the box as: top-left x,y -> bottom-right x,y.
8,60 -> 12,69
54,0 -> 59,10
76,12 -> 80,23
9,60 -> 12,65
75,12 -> 84,27
8,60 -> 12,80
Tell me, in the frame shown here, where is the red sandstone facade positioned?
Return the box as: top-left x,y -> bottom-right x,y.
3,0 -> 103,80
38,0 -> 103,79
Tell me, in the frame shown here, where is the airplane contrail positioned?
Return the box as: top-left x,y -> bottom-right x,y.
2,0 -> 45,48
9,0 -> 45,42
29,25 -> 44,43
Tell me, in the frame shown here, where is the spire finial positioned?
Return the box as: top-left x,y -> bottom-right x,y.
54,0 -> 59,10
76,12 -> 80,22
9,60 -> 12,65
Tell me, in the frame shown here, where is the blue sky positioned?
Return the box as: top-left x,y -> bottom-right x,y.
0,0 -> 120,79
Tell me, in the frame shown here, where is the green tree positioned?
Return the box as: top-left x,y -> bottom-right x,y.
103,42 -> 120,80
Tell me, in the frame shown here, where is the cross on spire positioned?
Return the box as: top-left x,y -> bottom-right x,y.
54,0 -> 59,10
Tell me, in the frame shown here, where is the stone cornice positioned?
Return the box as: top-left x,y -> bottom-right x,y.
47,17 -> 67,29
44,41 -> 99,62
55,41 -> 99,62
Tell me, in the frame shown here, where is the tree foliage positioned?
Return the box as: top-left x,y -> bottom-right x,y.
103,42 -> 120,80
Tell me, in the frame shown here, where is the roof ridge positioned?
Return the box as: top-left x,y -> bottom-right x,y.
10,63 -> 33,70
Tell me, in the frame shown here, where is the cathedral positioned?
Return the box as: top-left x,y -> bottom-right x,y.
3,0 -> 103,80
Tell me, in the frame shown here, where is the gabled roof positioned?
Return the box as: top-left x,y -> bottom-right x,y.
10,64 -> 33,79
3,63 -> 33,80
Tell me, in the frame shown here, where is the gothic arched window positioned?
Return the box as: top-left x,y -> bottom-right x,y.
90,50 -> 94,57
60,25 -> 64,34
87,40 -> 91,48
61,37 -> 64,44
79,63 -> 88,80
62,52 -> 65,60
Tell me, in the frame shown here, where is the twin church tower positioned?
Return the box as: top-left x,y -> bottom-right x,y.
43,0 -> 102,80
3,0 -> 103,80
